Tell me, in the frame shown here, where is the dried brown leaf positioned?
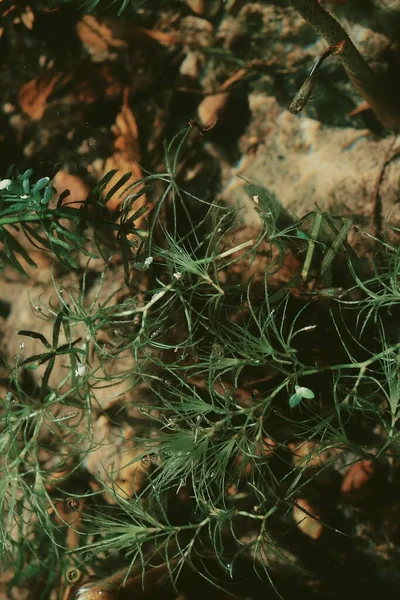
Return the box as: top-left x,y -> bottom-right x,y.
197,92 -> 229,128
289,441 -> 341,469
18,74 -> 61,120
76,15 -> 127,63
341,460 -> 374,494
139,27 -> 180,46
100,89 -> 149,223
53,171 -> 90,207
112,90 -> 140,160
184,0 -> 205,15
20,6 -> 34,29
293,498 -> 323,540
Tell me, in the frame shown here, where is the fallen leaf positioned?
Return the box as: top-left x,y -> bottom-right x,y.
198,92 -> 229,128
180,51 -> 199,78
184,0 -> 205,15
20,6 -> 34,29
234,452 -> 253,478
341,460 -> 374,494
76,15 -> 127,63
346,101 -> 371,118
100,88 -> 150,228
293,498 -> 323,539
18,73 -> 62,120
112,89 -> 140,160
257,437 -> 276,458
289,441 -> 340,469
102,154 -> 146,213
139,27 -> 180,46
44,469 -> 72,492
53,171 -> 90,207
226,483 -> 239,496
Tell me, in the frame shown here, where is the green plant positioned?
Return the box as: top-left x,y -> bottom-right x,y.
2,122 -> 400,599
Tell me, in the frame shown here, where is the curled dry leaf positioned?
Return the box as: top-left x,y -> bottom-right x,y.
184,0 -> 205,15
234,452 -> 253,478
341,460 -> 374,495
197,92 -> 229,128
112,90 -> 140,159
257,437 -> 277,458
103,154 -> 146,213
289,441 -> 341,469
44,469 -> 72,492
180,51 -> 199,78
234,437 -> 276,478
139,27 -> 180,46
76,15 -> 127,63
18,73 -> 62,120
53,171 -> 90,208
293,497 -> 323,540
100,89 -> 149,225
226,483 -> 239,497
20,6 -> 34,29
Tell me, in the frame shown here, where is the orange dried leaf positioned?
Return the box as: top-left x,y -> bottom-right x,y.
259,436 -> 276,458
139,27 -> 180,46
76,15 -> 127,62
44,469 -> 71,491
113,90 -> 140,160
293,498 -> 323,540
234,452 -> 253,477
289,441 -> 324,468
18,74 -> 61,120
100,89 -> 149,222
341,460 -> 374,494
346,101 -> 371,118
53,171 -> 90,207
198,93 -> 229,128
103,154 -> 146,213
289,441 -> 340,469
21,6 -> 34,29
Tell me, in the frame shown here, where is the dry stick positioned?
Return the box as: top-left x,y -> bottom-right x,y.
289,40 -> 345,114
288,0 -> 400,129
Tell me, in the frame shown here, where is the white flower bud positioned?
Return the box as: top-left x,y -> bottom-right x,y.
74,363 -> 87,378
0,179 -> 12,190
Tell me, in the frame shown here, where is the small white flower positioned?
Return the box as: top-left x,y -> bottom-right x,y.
19,341 -> 25,350
144,256 -> 153,267
173,272 -> 182,280
252,195 -> 259,204
74,363 -> 87,378
0,179 -> 12,190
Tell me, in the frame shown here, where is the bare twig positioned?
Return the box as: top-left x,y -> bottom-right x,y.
288,0 -> 400,128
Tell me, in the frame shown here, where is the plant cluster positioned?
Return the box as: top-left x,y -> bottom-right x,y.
2,0 -> 400,598
1,126 -> 400,599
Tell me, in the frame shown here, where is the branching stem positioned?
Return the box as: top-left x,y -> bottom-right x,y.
288,0 -> 400,128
